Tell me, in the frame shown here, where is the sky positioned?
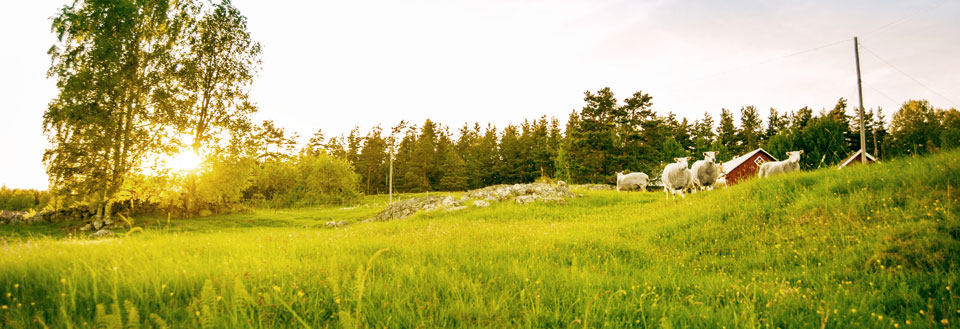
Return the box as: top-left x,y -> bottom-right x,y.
1,0 -> 958,190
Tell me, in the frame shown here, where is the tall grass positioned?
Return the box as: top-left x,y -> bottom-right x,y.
0,150 -> 958,328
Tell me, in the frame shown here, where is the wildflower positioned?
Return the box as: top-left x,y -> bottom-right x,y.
195,311 -> 200,317
60,279 -> 66,284
161,284 -> 167,290
851,309 -> 857,313
1,305 -> 6,310
216,296 -> 222,301
272,286 -> 281,292
942,319 -> 949,325
5,293 -> 9,298
878,315 -> 883,320
13,284 -> 18,289
60,293 -> 66,297
169,292 -> 174,296
894,324 -> 899,328
905,320 -> 911,325
297,291 -> 304,297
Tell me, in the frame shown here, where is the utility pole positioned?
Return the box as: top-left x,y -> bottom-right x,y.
854,36 -> 867,164
389,146 -> 394,204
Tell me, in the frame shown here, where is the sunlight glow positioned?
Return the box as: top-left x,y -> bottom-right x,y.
168,150 -> 202,172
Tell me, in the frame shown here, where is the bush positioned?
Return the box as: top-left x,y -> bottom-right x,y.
246,152 -> 361,207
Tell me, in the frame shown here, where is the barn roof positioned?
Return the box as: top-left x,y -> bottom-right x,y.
722,148 -> 777,173
837,149 -> 876,169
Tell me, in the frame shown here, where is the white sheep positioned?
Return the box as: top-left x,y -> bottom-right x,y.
691,151 -> 721,192
616,171 -> 649,192
714,163 -> 728,189
661,157 -> 692,200
758,150 -> 803,178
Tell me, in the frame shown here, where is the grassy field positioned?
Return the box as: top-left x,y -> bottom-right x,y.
1,151 -> 958,328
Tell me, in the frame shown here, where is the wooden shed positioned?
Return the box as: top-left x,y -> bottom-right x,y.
721,148 -> 777,185
837,149 -> 876,169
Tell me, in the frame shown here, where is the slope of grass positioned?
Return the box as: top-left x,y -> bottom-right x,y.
0,151 -> 958,328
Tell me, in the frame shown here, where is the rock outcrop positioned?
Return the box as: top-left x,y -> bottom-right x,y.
362,183 -> 575,224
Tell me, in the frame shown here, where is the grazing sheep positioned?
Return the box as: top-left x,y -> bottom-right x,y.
758,150 -> 804,178
691,151 -> 720,192
661,157 -> 692,200
616,171 -> 649,192
714,163 -> 728,189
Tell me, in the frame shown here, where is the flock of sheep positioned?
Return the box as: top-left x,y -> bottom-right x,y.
615,150 -> 805,200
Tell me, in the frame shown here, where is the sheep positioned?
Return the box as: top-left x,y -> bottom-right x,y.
758,150 -> 804,178
616,171 -> 649,192
661,157 -> 692,200
690,151 -> 720,192
714,163 -> 728,189
715,175 -> 728,189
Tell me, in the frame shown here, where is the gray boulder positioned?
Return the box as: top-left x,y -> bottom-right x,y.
90,229 -> 115,239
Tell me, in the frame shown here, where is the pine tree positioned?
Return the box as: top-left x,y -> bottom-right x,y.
498,124 -> 523,183
738,106 -> 764,151
567,88 -> 618,183
437,147 -> 468,191
717,108 -> 740,156
415,119 -> 439,190
357,126 -> 387,194
477,124 -> 500,186
693,112 -> 716,156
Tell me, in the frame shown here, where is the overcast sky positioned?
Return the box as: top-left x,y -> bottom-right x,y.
1,0 -> 958,189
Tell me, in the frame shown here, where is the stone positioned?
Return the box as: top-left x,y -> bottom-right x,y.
90,229 -> 115,239
576,184 -> 615,191
473,200 -> 490,208
325,220 -> 348,228
442,196 -> 460,207
515,195 -> 538,204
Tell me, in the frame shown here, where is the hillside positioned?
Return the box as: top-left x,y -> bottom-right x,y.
1,150 -> 958,328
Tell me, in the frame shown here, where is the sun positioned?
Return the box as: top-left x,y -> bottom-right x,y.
168,150 -> 202,172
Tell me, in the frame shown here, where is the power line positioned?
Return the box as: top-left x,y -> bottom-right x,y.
858,43 -> 959,108
860,0 -> 947,37
664,38 -> 851,90
862,81 -> 898,103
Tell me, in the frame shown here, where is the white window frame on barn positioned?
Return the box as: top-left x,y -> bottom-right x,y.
754,157 -> 766,166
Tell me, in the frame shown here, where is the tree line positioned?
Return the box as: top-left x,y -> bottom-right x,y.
313,88 -> 958,195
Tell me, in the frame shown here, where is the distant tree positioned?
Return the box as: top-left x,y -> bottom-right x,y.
692,112 -> 716,156
476,124 -> 500,186
792,106 -> 813,131
256,120 -> 298,161
939,108 -> 960,150
416,119 -> 440,189
498,124 -> 523,183
661,136 -> 686,163
765,108 -> 789,139
738,106 -> 764,151
437,146 -> 468,191
304,129 -> 326,156
889,100 -> 942,156
717,108 -> 740,156
345,126 -> 363,166
567,88 -> 618,183
795,115 -> 849,169
357,126 -> 388,194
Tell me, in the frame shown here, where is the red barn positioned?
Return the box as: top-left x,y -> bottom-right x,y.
837,149 -> 876,169
721,148 -> 777,185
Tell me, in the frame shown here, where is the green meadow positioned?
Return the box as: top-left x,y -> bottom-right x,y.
1,150 -> 958,328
